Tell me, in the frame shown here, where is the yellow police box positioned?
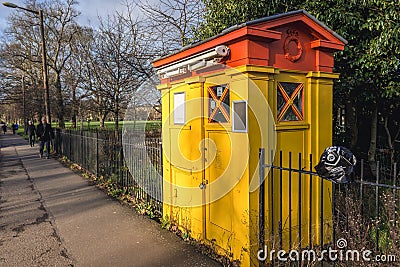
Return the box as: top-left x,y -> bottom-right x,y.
153,10 -> 346,266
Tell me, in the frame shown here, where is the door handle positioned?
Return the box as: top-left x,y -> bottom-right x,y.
199,180 -> 208,189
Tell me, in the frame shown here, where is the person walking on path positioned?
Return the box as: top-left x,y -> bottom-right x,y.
1,122 -> 6,134
26,120 -> 36,147
36,117 -> 54,159
11,123 -> 16,134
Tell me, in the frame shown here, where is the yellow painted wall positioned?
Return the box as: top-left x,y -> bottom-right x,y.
159,66 -> 337,267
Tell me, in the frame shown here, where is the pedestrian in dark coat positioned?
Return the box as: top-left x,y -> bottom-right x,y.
36,117 -> 54,159
27,120 -> 36,147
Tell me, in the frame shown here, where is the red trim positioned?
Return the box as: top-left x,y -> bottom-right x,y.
153,13 -> 345,69
153,28 -> 281,69
310,39 -> 345,51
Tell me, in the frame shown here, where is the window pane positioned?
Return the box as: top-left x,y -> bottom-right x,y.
282,107 -> 298,121
209,84 -> 230,123
279,82 -> 299,95
233,101 -> 247,132
277,82 -> 304,122
293,90 -> 303,115
174,92 -> 185,124
277,89 -> 286,113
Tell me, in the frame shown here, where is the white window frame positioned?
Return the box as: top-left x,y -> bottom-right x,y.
174,92 -> 186,125
232,100 -> 248,133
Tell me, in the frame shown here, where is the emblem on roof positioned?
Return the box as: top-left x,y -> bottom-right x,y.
284,29 -> 303,62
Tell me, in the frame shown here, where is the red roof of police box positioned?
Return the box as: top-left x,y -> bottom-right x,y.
153,10 -> 347,75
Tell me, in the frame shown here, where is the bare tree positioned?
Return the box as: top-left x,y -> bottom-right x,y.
64,25 -> 93,128
72,25 -> 113,128
1,0 -> 204,130
1,0 -> 80,128
72,8 -> 147,133
0,30 -> 44,122
95,13 -> 145,134
42,0 -> 80,127
139,0 -> 204,52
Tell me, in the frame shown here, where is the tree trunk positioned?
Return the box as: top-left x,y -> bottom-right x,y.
368,104 -> 378,177
346,100 -> 358,149
80,114 -> 83,131
115,91 -> 119,141
383,116 -> 400,173
55,72 -> 65,128
98,111 -> 107,128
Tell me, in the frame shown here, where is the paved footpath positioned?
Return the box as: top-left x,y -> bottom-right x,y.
0,133 -> 221,267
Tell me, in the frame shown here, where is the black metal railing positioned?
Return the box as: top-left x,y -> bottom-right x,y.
258,149 -> 326,260
54,128 -> 163,214
258,148 -> 400,265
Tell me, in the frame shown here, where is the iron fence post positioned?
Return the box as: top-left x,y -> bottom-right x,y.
69,130 -> 72,160
394,163 -> 397,227
96,130 -> 99,177
270,149 -> 275,260
279,151 -> 283,251
288,152 -> 292,250
332,181 -> 336,261
375,161 -> 380,253
320,173 -> 324,251
298,153 -> 302,252
309,154 -> 313,248
119,132 -> 123,187
360,159 -> 364,216
258,148 -> 265,266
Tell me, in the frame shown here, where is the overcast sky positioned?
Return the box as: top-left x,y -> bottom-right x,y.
0,0 -> 131,34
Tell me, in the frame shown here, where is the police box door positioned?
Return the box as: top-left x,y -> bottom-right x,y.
204,83 -> 234,247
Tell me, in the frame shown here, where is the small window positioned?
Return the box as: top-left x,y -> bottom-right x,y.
174,92 -> 185,124
208,84 -> 230,123
232,101 -> 248,132
277,82 -> 304,122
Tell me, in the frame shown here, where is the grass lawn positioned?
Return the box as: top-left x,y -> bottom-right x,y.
17,127 -> 28,139
18,120 -> 161,132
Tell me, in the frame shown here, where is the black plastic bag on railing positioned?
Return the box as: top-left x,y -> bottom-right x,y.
315,146 -> 356,184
